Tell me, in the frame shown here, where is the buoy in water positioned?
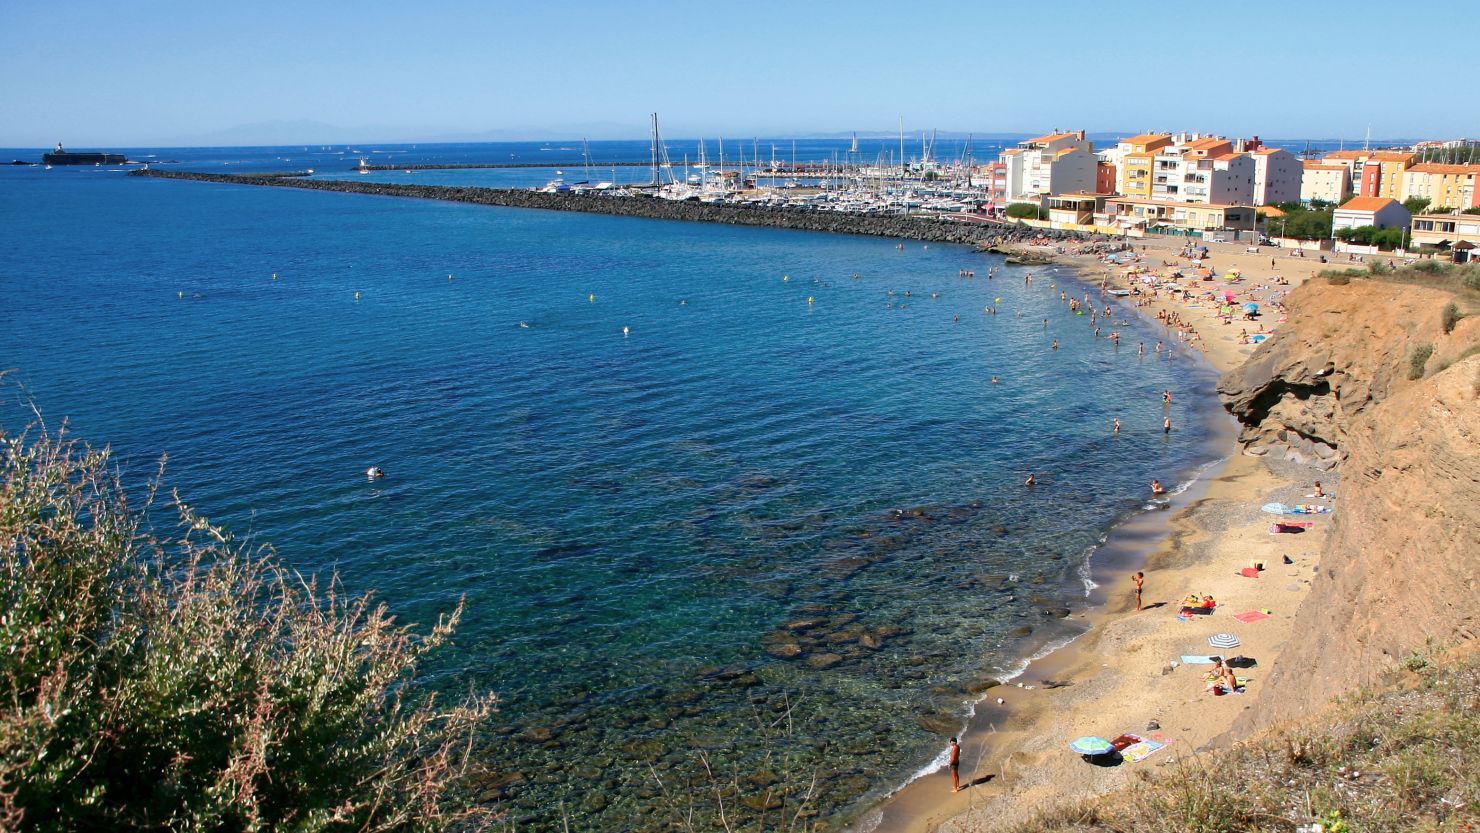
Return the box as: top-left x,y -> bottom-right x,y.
995,297 -> 1002,304
354,291 -> 361,300
272,272 -> 278,280
783,275 -> 790,282
589,293 -> 595,302
807,296 -> 814,305
448,274 -> 453,281
177,291 -> 183,299
622,325 -> 630,335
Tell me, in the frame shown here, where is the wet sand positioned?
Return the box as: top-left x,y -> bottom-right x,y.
859,234 -> 1334,833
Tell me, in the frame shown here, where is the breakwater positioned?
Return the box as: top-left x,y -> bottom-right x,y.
129,168 -> 1102,248
353,161 -> 655,171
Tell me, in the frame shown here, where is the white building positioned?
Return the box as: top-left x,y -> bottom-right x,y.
1301,162 -> 1351,204
1333,196 -> 1411,233
1000,131 -> 1097,203
1250,148 -> 1302,205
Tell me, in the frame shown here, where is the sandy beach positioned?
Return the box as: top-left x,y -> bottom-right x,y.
862,233 -> 1339,833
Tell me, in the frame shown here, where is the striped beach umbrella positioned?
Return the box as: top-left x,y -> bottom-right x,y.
1069,736 -> 1115,756
1208,633 -> 1241,650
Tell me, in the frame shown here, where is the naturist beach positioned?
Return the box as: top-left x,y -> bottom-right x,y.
865,233 -> 1339,833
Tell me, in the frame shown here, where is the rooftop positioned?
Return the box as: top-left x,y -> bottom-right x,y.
1409,163 -> 1480,175
1024,131 -> 1080,145
1338,196 -> 1401,212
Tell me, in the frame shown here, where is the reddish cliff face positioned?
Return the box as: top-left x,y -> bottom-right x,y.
1219,277 -> 1480,726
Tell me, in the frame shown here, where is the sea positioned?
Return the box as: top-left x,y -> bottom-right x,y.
0,137 -> 1284,830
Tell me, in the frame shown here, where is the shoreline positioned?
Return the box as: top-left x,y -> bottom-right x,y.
860,235 -> 1333,833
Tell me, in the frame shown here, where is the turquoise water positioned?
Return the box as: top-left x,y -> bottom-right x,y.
1,153 -> 1220,829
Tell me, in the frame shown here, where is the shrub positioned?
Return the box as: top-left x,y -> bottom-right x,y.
1442,302 -> 1462,334
1408,343 -> 1434,379
1465,271 -> 1480,292
0,424 -> 497,832
1327,273 -> 1352,285
1005,203 -> 1040,220
1412,258 -> 1443,274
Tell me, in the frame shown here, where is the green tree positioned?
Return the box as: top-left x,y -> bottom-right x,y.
0,424 -> 499,832
1403,196 -> 1432,215
1006,202 -> 1041,220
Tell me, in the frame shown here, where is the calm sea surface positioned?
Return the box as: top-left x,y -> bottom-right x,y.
1,142 -> 1227,830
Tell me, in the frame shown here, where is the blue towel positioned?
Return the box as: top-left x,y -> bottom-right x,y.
1180,655 -> 1215,664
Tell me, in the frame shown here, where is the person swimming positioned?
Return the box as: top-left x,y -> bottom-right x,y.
366,466 -> 385,479
1024,473 -> 1036,487
1150,478 -> 1165,495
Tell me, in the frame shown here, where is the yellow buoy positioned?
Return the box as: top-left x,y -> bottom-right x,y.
177,291 -> 183,299
807,296 -> 814,305
995,297 -> 1002,304
589,293 -> 596,302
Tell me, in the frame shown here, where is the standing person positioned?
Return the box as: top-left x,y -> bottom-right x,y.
1163,416 -> 1172,434
1113,418 -> 1121,433
948,737 -> 962,793
1133,571 -> 1145,611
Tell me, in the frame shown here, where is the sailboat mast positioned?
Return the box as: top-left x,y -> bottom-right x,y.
650,113 -> 659,186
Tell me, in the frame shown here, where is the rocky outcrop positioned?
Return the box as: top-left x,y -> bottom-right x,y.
128,168 -> 1103,249
1220,277 -> 1480,728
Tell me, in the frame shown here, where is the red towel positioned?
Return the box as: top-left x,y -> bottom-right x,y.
1233,611 -> 1272,623
1239,567 -> 1260,578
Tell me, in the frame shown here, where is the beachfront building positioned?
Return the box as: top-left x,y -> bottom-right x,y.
1250,147 -> 1302,205
1409,212 -> 1480,252
1320,150 -> 1417,199
1400,163 -> 1480,209
1301,161 -> 1352,204
1333,196 -> 1412,233
1100,133 -> 1173,197
999,131 -> 1096,204
1044,192 -> 1111,226
975,161 -> 1009,205
1099,197 -> 1257,233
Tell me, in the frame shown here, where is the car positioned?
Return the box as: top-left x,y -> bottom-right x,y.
1209,235 -> 1228,243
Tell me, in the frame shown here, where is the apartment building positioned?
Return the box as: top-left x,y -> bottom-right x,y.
999,130 -> 1097,203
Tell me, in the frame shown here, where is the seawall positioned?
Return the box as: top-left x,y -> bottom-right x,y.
127,169 -> 1103,249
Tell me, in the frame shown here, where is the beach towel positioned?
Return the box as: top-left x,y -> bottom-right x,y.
1121,738 -> 1168,763
1239,567 -> 1261,578
1233,611 -> 1271,624
1180,655 -> 1216,664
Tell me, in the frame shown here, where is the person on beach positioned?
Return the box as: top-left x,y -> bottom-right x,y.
1133,571 -> 1144,611
948,737 -> 961,792
1025,473 -> 1036,487
1313,480 -> 1324,498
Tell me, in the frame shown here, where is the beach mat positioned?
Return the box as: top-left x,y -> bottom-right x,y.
1180,655 -> 1215,664
1233,611 -> 1272,623
1121,737 -> 1168,763
1239,567 -> 1261,578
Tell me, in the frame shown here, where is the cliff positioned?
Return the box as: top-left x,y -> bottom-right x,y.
1218,273 -> 1480,726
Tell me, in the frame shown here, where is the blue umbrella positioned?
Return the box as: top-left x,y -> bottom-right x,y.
1243,302 -> 1259,312
1069,736 -> 1115,756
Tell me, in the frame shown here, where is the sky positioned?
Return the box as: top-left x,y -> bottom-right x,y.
2,0 -> 1474,148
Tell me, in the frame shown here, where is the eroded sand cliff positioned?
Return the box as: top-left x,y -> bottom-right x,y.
1219,276 -> 1480,726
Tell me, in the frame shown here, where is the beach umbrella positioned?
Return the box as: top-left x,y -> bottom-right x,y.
1244,302 -> 1259,312
1069,736 -> 1115,756
1208,633 -> 1241,650
1223,290 -> 1236,302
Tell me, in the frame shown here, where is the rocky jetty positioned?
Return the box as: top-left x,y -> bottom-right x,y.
128,168 -> 1100,249
1219,275 -> 1480,727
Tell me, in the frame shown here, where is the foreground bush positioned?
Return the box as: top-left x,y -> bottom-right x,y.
0,423 -> 497,831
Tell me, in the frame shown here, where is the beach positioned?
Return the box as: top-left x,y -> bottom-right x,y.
864,233 -> 1338,833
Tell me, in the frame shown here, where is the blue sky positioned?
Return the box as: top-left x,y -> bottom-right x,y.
1,0 -> 1473,147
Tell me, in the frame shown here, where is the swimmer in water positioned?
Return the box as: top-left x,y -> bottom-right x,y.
991,376 -> 999,384
1150,479 -> 1165,495
1163,416 -> 1172,434
367,466 -> 384,480
1051,340 -> 1059,350
1113,418 -> 1120,433
1025,473 -> 1036,487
